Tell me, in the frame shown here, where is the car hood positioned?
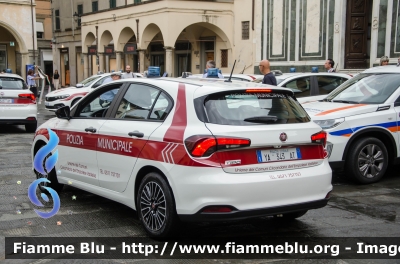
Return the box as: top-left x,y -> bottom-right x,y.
302,101 -> 378,120
47,87 -> 89,97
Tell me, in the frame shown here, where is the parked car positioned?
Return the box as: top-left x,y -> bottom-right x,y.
301,66 -> 400,184
32,78 -> 332,237
253,72 -> 352,98
0,73 -> 37,132
44,73 -> 143,111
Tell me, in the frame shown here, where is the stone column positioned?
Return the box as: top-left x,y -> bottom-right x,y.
98,53 -> 105,73
138,50 -> 145,73
125,54 -> 129,68
116,52 -> 122,72
105,55 -> 110,72
164,46 -> 174,77
83,53 -> 89,79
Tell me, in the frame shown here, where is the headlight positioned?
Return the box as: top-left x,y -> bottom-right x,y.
54,94 -> 70,100
314,118 -> 345,129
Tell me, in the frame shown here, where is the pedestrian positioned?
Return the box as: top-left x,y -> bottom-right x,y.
27,66 -> 41,98
121,65 -> 136,79
324,59 -> 336,72
259,60 -> 277,85
380,56 -> 389,66
53,70 -> 60,90
203,60 -> 224,79
99,72 -> 121,107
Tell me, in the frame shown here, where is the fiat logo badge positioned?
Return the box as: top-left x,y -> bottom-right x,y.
279,133 -> 288,142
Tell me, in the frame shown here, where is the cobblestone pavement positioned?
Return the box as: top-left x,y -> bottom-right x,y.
1,94 -> 400,264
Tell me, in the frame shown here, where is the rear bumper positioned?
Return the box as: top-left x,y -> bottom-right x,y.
329,161 -> 345,170
179,199 -> 329,222
0,119 -> 37,125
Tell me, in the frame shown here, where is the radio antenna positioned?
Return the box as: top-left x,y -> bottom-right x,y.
225,60 -> 237,83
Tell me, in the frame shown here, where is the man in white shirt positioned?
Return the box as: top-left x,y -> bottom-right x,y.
122,65 -> 136,79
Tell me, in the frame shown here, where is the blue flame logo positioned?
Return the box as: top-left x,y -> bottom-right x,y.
29,129 -> 60,218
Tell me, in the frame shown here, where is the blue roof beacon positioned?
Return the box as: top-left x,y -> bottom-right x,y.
205,68 -> 220,78
147,66 -> 161,78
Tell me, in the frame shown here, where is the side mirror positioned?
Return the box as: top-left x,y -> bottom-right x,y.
56,106 -> 71,120
76,83 -> 84,88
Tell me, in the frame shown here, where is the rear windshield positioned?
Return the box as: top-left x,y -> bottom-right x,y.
202,91 -> 310,126
0,77 -> 27,90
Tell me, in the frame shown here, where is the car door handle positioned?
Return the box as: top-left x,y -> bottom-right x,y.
85,127 -> 97,133
128,131 -> 144,138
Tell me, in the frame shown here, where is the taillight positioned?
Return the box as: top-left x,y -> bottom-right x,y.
246,89 -> 272,93
185,135 -> 251,157
248,75 -> 256,80
19,93 -> 36,102
311,131 -> 327,147
202,206 -> 234,213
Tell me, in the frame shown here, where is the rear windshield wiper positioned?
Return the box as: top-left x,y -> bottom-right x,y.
244,116 -> 278,123
332,100 -> 360,104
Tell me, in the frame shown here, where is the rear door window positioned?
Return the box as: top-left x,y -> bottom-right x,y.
202,91 -> 310,126
0,77 -> 27,90
316,76 -> 346,95
283,77 -> 311,97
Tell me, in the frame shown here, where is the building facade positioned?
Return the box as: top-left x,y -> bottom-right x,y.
52,0 -> 256,85
0,0 -> 37,77
256,0 -> 400,73
36,0 -> 53,78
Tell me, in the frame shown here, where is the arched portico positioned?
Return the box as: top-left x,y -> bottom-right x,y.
0,21 -> 29,77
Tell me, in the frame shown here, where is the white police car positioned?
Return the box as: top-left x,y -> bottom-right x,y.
0,73 -> 37,132
301,66 -> 400,183
32,78 -> 332,237
44,73 -> 143,111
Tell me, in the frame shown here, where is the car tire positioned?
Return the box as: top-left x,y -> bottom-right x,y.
136,172 -> 179,238
34,144 -> 64,193
346,137 -> 388,184
274,210 -> 308,220
25,122 -> 37,133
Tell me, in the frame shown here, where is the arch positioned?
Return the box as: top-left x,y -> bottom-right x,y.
83,32 -> 96,53
140,23 -> 164,50
171,22 -> 232,50
99,30 -> 114,52
117,27 -> 136,52
0,21 -> 28,53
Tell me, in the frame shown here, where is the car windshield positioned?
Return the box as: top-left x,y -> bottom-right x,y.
80,76 -> 102,87
0,77 -> 26,90
203,91 -> 310,126
325,73 -> 400,104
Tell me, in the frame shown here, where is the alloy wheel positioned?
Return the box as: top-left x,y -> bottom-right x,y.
139,181 -> 167,231
358,144 -> 384,179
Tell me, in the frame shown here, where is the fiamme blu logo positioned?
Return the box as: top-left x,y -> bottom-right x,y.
29,128 -> 61,219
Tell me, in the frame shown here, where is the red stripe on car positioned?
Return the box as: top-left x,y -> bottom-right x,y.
61,92 -> 88,101
163,83 -> 187,143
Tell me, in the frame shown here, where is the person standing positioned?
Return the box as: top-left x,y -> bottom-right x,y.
99,72 -> 121,106
380,56 -> 389,66
122,65 -> 136,79
53,70 -> 60,90
259,60 -> 277,85
324,59 -> 336,72
27,66 -> 41,98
